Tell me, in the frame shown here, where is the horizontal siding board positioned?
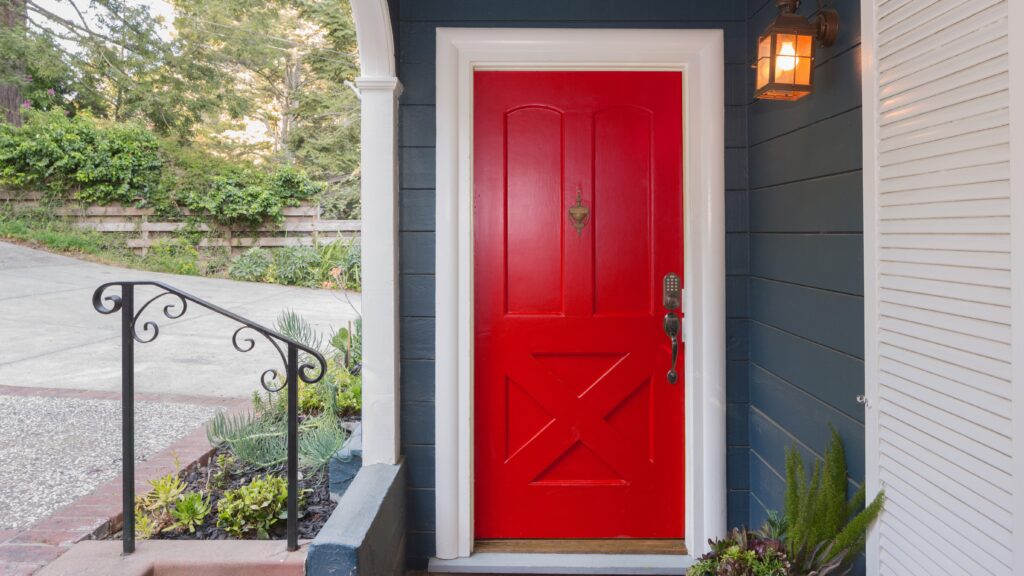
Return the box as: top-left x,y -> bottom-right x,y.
400,232 -> 436,274
750,278 -> 865,357
401,274 -> 436,317
749,322 -> 865,422
400,105 -> 437,146
749,365 -> 866,481
727,446 -> 750,490
401,360 -> 436,402
748,448 -> 786,515
400,146 -> 437,189
400,189 -> 437,231
749,171 -> 863,233
400,318 -> 436,360
750,233 -> 863,294
749,109 -> 863,190
727,276 -> 749,318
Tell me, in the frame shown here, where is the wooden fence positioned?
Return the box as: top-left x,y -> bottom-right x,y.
1,192 -> 360,254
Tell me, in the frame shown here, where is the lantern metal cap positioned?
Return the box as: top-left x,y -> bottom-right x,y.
769,0 -> 839,47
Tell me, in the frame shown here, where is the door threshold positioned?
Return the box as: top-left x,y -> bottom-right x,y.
475,540 -> 687,556
428,552 -> 692,575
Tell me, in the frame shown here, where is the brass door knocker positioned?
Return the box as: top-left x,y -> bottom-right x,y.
568,187 -> 590,236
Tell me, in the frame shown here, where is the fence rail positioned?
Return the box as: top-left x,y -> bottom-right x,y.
1,192 -> 360,254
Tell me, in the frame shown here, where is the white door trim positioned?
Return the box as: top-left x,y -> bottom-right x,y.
434,27 -> 727,561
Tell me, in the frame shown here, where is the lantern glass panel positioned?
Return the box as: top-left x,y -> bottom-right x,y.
795,34 -> 813,84
756,35 -> 772,90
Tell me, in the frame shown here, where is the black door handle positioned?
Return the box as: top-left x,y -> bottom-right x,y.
664,312 -> 680,384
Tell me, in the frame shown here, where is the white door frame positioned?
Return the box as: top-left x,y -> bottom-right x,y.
434,27 -> 727,561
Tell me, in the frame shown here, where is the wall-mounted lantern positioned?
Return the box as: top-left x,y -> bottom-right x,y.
754,0 -> 839,101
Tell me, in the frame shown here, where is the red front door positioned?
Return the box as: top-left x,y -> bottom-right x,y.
473,71 -> 685,539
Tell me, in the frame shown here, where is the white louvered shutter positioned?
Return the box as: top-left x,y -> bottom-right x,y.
863,0 -> 1018,575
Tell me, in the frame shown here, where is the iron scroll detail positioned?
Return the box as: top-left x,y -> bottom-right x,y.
92,280 -> 326,554
93,281 -> 328,389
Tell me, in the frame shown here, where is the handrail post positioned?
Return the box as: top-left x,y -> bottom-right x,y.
286,343 -> 299,552
121,284 -> 135,555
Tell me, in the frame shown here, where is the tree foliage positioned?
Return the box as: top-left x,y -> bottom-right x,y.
0,0 -> 361,218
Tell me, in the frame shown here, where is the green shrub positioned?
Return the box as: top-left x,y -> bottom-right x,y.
142,238 -> 199,275
229,247 -> 273,282
335,371 -> 362,417
318,239 -> 361,291
182,165 -> 322,227
171,492 -> 211,534
0,110 -> 162,205
271,245 -> 320,287
216,474 -> 288,539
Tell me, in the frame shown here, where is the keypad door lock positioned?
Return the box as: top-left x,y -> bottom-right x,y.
663,273 -> 681,311
662,273 -> 682,384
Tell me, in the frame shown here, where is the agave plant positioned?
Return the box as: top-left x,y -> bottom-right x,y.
206,410 -> 346,471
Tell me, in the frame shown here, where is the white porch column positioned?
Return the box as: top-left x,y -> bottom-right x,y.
358,76 -> 402,466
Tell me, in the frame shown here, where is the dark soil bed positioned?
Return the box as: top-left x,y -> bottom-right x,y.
110,445 -> 337,541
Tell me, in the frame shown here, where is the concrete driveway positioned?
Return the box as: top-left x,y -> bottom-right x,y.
0,242 -> 361,398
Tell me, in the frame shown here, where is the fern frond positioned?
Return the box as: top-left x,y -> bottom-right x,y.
820,429 -> 848,538
829,490 -> 885,560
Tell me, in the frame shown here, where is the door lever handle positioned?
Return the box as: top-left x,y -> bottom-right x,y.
663,312 -> 680,384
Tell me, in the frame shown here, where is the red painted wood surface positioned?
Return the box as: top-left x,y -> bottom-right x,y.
473,71 -> 685,538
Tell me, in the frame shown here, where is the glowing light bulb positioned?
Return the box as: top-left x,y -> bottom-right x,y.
776,41 -> 797,72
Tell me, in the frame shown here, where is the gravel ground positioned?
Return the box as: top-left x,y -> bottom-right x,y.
0,394 -> 221,530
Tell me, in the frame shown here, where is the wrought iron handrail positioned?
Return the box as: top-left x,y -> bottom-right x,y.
93,281 -> 328,554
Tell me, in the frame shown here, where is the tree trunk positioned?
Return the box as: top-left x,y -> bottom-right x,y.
0,0 -> 27,126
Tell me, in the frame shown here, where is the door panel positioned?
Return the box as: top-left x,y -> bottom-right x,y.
474,71 -> 684,539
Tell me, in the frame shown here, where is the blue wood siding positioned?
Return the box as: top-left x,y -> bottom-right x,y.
393,1 -> 749,567
745,0 -> 864,537
391,0 -> 862,567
